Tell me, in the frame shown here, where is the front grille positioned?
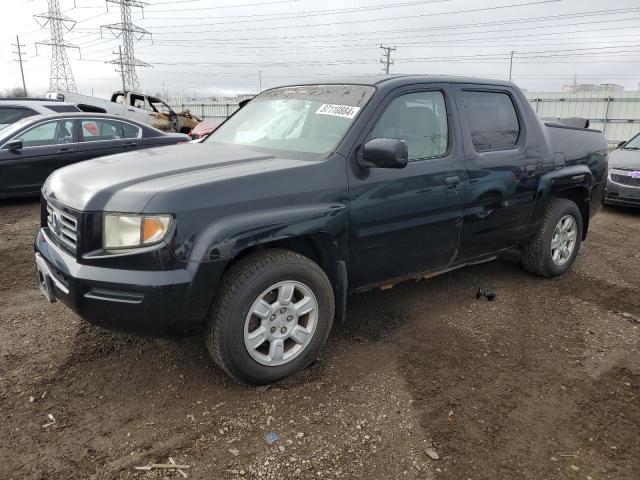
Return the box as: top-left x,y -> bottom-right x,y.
611,173 -> 640,187
46,202 -> 78,252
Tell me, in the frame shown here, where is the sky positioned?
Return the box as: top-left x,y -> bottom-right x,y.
2,0 -> 640,99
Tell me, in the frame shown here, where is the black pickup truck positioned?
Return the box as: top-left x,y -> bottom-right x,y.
35,76 -> 608,384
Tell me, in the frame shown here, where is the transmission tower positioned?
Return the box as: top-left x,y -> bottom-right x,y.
380,44 -> 396,75
102,0 -> 151,92
34,0 -> 79,93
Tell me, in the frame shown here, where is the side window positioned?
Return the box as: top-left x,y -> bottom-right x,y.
130,94 -> 147,110
17,120 -> 75,147
0,107 -> 38,125
369,91 -> 449,161
461,91 -> 520,152
80,119 -> 124,141
121,122 -> 141,139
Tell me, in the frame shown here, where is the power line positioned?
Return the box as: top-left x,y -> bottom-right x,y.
12,35 -> 28,95
146,8 -> 640,44
102,0 -> 152,92
142,0 -> 453,23
150,0 -> 562,35
34,0 -> 79,92
380,45 -> 396,74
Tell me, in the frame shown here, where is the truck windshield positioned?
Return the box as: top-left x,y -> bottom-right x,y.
623,135 -> 640,150
205,84 -> 375,157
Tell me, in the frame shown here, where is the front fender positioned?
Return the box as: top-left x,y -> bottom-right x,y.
183,203 -> 348,262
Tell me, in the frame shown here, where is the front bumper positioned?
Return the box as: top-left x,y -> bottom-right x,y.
34,229 -> 223,337
605,177 -> 640,208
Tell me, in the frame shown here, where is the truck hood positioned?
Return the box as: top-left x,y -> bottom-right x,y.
609,149 -> 640,171
43,143 -> 306,212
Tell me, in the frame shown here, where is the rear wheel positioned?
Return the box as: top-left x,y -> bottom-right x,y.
522,198 -> 583,278
205,249 -> 334,384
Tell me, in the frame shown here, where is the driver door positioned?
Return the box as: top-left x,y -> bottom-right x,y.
347,85 -> 467,288
0,119 -> 78,196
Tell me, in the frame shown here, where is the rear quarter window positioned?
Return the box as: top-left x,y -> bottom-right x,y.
0,106 -> 38,125
461,91 -> 521,152
46,105 -> 81,113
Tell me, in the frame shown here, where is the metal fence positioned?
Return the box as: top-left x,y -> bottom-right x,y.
525,91 -> 640,146
168,97 -> 243,124
169,92 -> 640,146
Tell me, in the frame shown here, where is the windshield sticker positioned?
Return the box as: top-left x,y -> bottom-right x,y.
315,104 -> 360,119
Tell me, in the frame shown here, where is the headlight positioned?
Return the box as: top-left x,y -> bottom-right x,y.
103,214 -> 172,249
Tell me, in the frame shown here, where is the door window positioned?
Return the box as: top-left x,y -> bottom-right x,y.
130,94 -> 147,110
16,120 -> 75,147
80,119 -> 123,141
0,107 -> 38,127
369,91 -> 449,161
121,122 -> 141,139
461,91 -> 520,152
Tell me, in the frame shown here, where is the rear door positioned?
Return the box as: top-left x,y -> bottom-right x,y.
452,85 -> 541,259
76,118 -> 142,162
0,119 -> 77,196
348,84 -> 467,288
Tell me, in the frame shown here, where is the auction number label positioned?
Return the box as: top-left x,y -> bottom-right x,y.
315,104 -> 360,119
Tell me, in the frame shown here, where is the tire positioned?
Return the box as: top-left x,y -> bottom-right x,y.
522,198 -> 583,278
205,249 -> 335,385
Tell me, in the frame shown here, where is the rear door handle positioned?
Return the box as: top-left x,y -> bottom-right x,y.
525,164 -> 536,177
123,142 -> 138,147
57,147 -> 71,153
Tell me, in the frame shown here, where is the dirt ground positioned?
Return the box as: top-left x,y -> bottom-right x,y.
0,199 -> 638,480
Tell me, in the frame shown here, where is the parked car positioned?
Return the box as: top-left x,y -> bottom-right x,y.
0,113 -> 189,198
604,133 -> 640,208
189,119 -> 222,140
0,98 -> 81,130
190,98 -> 253,142
34,76 -> 608,384
46,90 -> 201,133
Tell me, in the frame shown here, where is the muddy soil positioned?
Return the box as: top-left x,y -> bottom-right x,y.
1,199 -> 638,480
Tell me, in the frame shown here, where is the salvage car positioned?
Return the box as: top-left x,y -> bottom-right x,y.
46,90 -> 201,134
34,76 -> 608,384
0,113 -> 189,198
604,133 -> 640,208
0,98 -> 80,130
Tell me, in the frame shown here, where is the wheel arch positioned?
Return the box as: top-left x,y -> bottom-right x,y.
187,205 -> 350,324
531,165 -> 593,240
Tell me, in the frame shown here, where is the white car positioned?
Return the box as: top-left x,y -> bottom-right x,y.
0,99 -> 81,130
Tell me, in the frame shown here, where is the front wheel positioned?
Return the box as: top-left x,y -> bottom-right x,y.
522,198 -> 583,278
205,249 -> 334,384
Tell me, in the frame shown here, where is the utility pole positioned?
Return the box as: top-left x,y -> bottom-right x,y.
117,45 -> 126,92
102,0 -> 151,92
508,50 -> 515,82
258,70 -> 262,93
12,35 -> 28,96
380,44 -> 396,74
34,0 -> 79,92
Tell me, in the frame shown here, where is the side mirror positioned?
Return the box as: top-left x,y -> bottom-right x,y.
358,138 -> 408,169
5,140 -> 23,152
617,141 -> 626,149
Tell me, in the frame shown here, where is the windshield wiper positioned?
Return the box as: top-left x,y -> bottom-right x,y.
623,146 -> 640,150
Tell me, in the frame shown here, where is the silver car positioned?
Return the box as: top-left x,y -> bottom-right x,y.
0,99 -> 81,130
605,134 -> 640,208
